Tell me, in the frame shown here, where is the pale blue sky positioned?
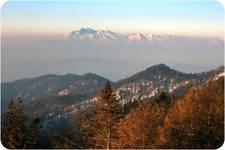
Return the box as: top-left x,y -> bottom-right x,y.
1,0 -> 224,36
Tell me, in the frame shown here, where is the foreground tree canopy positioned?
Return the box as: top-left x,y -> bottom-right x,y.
159,77 -> 224,148
1,98 -> 41,149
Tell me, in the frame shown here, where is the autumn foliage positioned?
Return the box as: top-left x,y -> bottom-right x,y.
159,77 -> 224,148
1,77 -> 224,149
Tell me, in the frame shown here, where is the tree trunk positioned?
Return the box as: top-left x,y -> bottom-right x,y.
106,129 -> 110,150
106,140 -> 110,150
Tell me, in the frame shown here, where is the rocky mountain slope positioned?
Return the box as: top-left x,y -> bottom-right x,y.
115,64 -> 224,103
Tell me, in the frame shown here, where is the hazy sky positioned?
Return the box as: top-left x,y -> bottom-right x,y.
2,1 -> 224,37
1,1 -> 224,82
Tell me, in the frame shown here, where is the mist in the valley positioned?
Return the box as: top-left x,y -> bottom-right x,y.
2,33 -> 224,82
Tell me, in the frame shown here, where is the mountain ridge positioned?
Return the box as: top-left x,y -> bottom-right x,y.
1,63 -> 224,113
63,27 -> 224,42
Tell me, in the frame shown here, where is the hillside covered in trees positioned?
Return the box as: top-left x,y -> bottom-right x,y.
1,75 -> 224,149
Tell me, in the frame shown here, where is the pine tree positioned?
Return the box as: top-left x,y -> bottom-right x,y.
154,91 -> 170,105
114,101 -> 165,149
1,98 -> 40,148
81,83 -> 123,149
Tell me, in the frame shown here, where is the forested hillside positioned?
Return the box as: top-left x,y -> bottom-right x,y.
1,76 -> 224,148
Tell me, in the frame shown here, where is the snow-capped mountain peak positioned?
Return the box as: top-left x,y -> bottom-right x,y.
63,28 -> 97,39
79,27 -> 97,35
63,28 -> 128,41
146,33 -> 154,41
128,33 -> 148,41
62,28 -> 223,46
63,28 -> 157,42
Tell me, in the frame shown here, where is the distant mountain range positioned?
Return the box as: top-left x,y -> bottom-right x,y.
63,28 -> 223,43
2,64 -> 224,113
